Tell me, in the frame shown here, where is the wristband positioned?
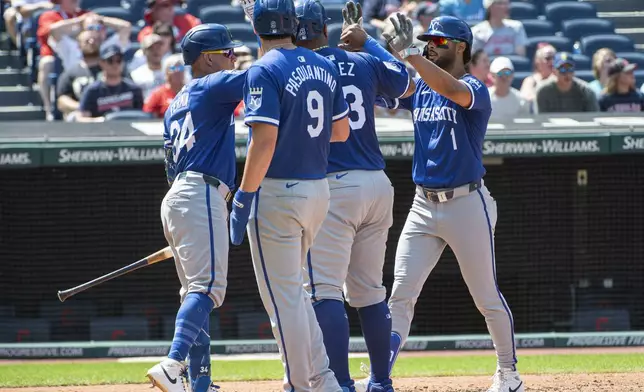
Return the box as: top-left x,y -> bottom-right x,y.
399,46 -> 422,59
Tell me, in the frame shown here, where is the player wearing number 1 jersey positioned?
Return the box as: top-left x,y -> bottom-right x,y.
147,24 -> 244,392
294,1 -> 415,391
226,0 -> 350,390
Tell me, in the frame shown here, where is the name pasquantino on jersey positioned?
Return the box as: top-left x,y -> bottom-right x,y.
285,64 -> 337,96
413,106 -> 459,123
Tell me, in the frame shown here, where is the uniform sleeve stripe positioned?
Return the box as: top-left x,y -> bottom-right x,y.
245,116 -> 280,126
392,98 -> 400,110
459,80 -> 476,110
332,107 -> 350,121
396,74 -> 412,99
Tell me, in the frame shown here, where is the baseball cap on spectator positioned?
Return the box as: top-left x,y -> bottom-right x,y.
414,2 -> 439,19
100,44 -> 122,60
607,58 -> 637,77
483,0 -> 503,9
490,56 -> 514,74
554,52 -> 575,72
142,33 -> 163,50
234,45 -> 254,62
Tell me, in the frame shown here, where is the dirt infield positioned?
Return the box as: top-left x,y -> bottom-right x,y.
2,373 -> 644,392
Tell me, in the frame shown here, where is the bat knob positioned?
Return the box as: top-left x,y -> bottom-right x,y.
57,291 -> 66,302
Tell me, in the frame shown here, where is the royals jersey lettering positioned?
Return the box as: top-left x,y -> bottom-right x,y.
163,70 -> 246,189
379,74 -> 491,188
316,47 -> 410,173
243,47 -> 349,180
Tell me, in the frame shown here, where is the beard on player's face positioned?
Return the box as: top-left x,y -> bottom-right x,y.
424,43 -> 457,70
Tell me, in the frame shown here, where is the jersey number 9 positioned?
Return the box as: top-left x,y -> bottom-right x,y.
169,111 -> 196,163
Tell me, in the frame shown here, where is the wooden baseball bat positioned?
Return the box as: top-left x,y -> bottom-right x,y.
57,246 -> 173,303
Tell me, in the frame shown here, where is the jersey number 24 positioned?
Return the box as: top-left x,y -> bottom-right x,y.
169,111 -> 195,163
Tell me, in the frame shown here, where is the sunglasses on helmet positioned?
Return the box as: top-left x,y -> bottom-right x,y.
427,36 -> 461,48
202,48 -> 235,59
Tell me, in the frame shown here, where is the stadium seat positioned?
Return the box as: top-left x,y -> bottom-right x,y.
572,308 -> 630,332
104,110 -> 154,121
615,52 -> 644,68
90,317 -> 149,340
526,36 -> 573,60
0,319 -> 51,343
226,23 -> 257,43
545,1 -> 597,30
187,0 -> 230,16
0,305 -> 15,317
39,300 -> 96,341
200,5 -> 246,24
510,2 -> 538,20
124,43 -> 141,63
562,18 -> 614,44
634,70 -> 644,88
80,0 -> 123,9
520,19 -> 555,38
236,311 -> 272,339
580,34 -> 635,57
570,53 -> 591,70
327,23 -> 343,47
91,7 -> 141,24
324,4 -> 344,24
491,54 -> 531,72
511,71 -> 531,90
574,69 -> 594,82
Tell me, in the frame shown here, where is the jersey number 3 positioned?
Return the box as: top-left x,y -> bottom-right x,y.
342,84 -> 365,130
169,111 -> 196,162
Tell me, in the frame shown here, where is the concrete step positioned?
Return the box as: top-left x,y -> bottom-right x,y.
0,50 -> 25,69
616,28 -> 644,46
585,0 -> 644,13
0,86 -> 42,106
0,69 -> 31,87
0,106 -> 45,121
598,11 -> 644,29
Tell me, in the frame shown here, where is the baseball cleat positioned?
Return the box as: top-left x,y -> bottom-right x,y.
365,378 -> 394,392
486,368 -> 524,392
147,358 -> 191,392
354,377 -> 369,392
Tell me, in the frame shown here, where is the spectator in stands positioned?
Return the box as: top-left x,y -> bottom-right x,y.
129,21 -> 176,73
520,43 -> 556,103
143,54 -> 185,118
3,0 -> 53,47
471,0 -> 527,56
130,34 -> 166,99
75,44 -> 144,122
55,29 -> 102,120
49,13 -> 131,70
488,56 -> 527,120
467,49 -> 492,87
439,0 -> 485,23
137,0 -> 200,43
412,2 -> 439,46
363,0 -> 407,30
234,45 -> 254,71
534,52 -> 599,113
588,48 -> 616,99
599,58 -> 644,113
36,0 -> 88,120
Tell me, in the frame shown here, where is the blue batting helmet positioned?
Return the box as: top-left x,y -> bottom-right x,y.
180,23 -> 243,66
294,0 -> 330,42
417,16 -> 473,46
253,0 -> 298,37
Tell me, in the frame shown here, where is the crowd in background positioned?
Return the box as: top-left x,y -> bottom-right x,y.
2,0 -> 644,122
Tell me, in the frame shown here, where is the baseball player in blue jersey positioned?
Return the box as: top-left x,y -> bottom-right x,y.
294,1 -> 414,391
146,24 -> 245,392
227,0 -> 351,390
350,14 -> 525,392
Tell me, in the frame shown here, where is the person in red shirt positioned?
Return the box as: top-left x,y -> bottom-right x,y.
143,53 -> 186,118
137,0 -> 199,44
36,0 -> 87,119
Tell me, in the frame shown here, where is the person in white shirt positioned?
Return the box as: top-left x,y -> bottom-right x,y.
489,56 -> 528,120
130,33 -> 166,99
471,0 -> 527,56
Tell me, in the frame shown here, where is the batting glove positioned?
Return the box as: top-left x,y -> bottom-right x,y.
229,190 -> 255,246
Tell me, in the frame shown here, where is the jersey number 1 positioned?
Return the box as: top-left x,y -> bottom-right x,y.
170,111 -> 196,162
450,128 -> 458,150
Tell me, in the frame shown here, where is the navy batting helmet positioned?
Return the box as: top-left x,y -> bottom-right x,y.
294,0 -> 330,42
253,0 -> 298,37
417,16 -> 473,63
180,23 -> 243,66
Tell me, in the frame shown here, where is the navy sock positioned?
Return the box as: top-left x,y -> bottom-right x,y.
188,318 -> 211,391
357,301 -> 392,383
168,293 -> 214,362
313,299 -> 352,387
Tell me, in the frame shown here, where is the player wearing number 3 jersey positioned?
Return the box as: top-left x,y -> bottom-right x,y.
294,1 -> 415,391
227,0 -> 350,390
148,24 -> 244,392
372,14 -> 525,392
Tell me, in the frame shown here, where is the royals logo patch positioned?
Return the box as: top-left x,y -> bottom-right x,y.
248,87 -> 263,111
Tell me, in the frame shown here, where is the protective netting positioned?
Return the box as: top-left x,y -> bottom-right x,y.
0,155 -> 642,342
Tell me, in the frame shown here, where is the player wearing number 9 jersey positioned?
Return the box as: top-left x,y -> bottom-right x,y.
373,15 -> 525,392
226,0 -> 350,390
148,24 -> 245,392
294,1 -> 415,391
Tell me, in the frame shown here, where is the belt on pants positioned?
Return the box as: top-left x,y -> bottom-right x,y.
417,179 -> 482,203
176,171 -> 233,202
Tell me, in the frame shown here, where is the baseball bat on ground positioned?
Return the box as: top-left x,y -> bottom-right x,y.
57,246 -> 173,302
